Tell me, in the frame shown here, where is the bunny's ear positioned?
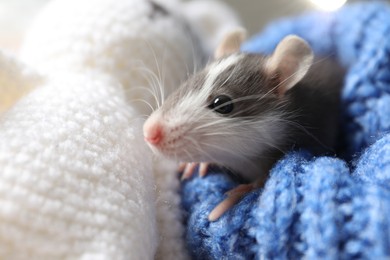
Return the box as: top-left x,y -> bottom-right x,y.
0,51 -> 43,115
265,35 -> 314,96
214,28 -> 247,59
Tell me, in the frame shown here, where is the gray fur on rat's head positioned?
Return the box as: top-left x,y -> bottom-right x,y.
144,29 -> 314,180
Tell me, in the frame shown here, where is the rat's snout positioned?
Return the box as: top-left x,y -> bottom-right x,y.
143,116 -> 164,146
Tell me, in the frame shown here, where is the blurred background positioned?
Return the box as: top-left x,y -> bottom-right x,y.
0,0 -> 369,53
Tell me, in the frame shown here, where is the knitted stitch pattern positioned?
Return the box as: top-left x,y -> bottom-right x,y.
181,2 -> 390,259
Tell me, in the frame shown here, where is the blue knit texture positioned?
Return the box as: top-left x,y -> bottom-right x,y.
181,2 -> 390,259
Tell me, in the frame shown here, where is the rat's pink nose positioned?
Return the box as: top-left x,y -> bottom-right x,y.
143,118 -> 164,145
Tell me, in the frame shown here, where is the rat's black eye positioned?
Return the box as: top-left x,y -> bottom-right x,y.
208,95 -> 234,114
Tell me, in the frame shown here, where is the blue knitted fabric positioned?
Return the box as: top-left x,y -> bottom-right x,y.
181,2 -> 390,259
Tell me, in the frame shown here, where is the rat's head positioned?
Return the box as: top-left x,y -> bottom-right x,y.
143,29 -> 313,166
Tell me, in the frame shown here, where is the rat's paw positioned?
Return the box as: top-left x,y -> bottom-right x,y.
179,162 -> 210,180
208,183 -> 256,221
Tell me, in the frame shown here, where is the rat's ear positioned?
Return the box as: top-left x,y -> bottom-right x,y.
265,35 -> 313,96
214,28 -> 247,59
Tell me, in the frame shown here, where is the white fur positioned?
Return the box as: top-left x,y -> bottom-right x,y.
178,54 -> 244,114
203,54 -> 243,98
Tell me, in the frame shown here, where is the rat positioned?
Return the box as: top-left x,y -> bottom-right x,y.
143,28 -> 344,221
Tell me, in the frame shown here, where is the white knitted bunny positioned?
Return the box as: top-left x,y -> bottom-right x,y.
0,0 -> 240,259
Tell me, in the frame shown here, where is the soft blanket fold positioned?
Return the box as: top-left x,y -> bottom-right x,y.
182,2 -> 390,259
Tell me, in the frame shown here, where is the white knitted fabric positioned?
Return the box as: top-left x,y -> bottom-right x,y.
0,70 -> 156,259
0,0 -> 240,258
